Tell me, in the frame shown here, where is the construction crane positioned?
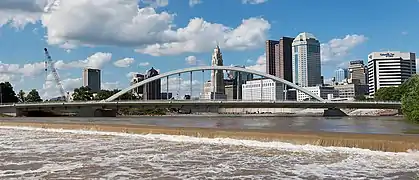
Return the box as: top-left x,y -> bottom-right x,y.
44,48 -> 68,101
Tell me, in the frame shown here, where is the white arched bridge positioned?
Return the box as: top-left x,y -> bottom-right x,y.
0,66 -> 403,117
105,66 -> 325,102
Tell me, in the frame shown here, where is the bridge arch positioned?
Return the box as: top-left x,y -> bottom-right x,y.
105,66 -> 325,102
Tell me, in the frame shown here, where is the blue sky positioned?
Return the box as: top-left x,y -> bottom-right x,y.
0,0 -> 418,99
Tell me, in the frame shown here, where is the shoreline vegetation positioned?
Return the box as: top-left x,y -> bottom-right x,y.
1,121 -> 418,153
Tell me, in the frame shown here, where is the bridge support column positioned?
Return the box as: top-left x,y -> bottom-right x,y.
15,108 -> 23,117
323,108 -> 348,117
77,107 -> 117,117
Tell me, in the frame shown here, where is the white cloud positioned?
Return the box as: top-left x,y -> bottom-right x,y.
321,34 -> 367,63
0,61 -> 45,81
55,52 -> 112,69
126,71 -> 140,78
141,0 -> 169,7
185,56 -> 197,65
246,53 -> 265,73
0,74 -> 18,83
41,0 -> 176,49
40,74 -> 82,99
189,0 -> 202,7
102,81 -> 121,90
242,0 -> 268,4
114,58 -> 135,68
1,0 -> 270,56
161,76 -> 202,98
185,55 -> 206,66
0,0 -> 48,29
136,17 -> 271,56
40,74 -> 123,99
323,77 -> 333,85
138,62 -> 150,66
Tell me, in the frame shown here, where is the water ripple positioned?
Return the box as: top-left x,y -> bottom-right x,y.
0,126 -> 418,179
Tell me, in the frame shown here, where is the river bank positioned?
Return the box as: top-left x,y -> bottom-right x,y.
124,108 -> 401,117
1,121 -> 418,153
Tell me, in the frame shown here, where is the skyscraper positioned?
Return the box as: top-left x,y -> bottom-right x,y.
277,37 -> 294,82
348,60 -> 367,85
334,68 -> 349,83
266,40 -> 279,76
143,67 -> 161,100
367,51 -> 416,96
265,37 -> 294,81
292,32 -> 321,87
82,68 -> 101,92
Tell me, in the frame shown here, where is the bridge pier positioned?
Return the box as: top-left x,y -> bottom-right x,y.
323,108 -> 348,117
77,107 -> 117,117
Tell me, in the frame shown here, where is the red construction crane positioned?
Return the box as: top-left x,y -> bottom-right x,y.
44,48 -> 68,101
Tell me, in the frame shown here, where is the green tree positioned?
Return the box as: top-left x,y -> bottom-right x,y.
72,86 -> 93,101
374,86 -> 402,101
401,75 -> 419,123
25,89 -> 43,102
94,90 -> 115,100
118,90 -> 137,100
354,95 -> 366,101
95,89 -> 137,101
17,90 -> 26,103
0,82 -> 18,103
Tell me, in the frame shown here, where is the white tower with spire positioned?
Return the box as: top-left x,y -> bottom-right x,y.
200,45 -> 227,100
211,45 -> 225,95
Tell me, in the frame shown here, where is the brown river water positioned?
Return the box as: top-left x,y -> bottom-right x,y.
0,116 -> 419,179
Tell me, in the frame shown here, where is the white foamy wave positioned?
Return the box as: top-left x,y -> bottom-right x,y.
0,126 -> 417,156
0,126 -> 418,179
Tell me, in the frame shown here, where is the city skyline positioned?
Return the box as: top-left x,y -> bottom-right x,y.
1,0 -> 419,99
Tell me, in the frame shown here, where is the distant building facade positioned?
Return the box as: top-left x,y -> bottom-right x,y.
226,66 -> 254,100
143,67 -> 161,100
367,51 -> 416,96
332,83 -> 369,99
242,79 -> 283,101
130,73 -> 145,96
224,79 -> 236,100
334,68 -> 349,83
296,86 -> 339,101
348,60 -> 367,85
82,68 -> 101,92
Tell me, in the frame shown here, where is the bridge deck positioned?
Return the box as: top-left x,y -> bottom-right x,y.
0,100 -> 402,109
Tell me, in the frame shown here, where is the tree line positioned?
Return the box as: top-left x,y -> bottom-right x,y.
0,82 -> 42,103
72,86 -> 138,101
373,74 -> 419,123
0,82 -> 138,104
